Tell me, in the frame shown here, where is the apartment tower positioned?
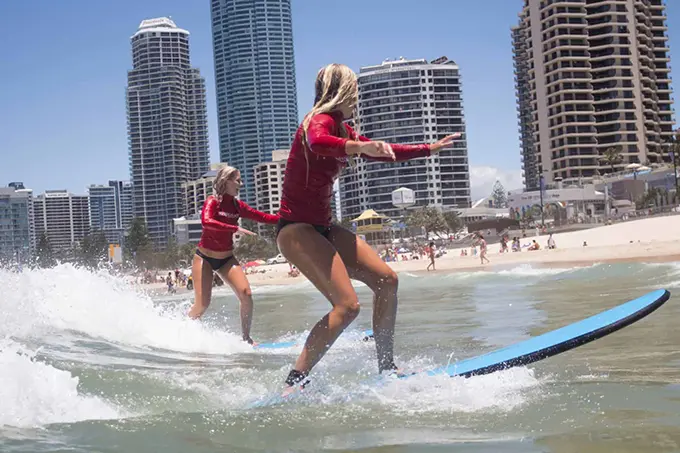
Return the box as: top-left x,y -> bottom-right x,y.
34,190 -> 90,254
87,180 -> 133,245
210,0 -> 299,204
513,0 -> 675,189
126,17 -> 210,248
339,56 -> 472,221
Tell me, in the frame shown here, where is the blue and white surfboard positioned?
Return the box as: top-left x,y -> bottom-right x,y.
414,288 -> 671,379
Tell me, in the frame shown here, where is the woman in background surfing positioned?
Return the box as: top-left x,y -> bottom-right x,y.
189,166 -> 279,345
276,63 -> 461,391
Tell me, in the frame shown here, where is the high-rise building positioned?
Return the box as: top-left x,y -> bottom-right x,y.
210,0 -> 299,204
339,56 -> 472,221
254,150 -> 288,235
34,190 -> 90,254
0,183 -> 35,264
87,180 -> 133,245
513,0 -> 675,190
126,17 -> 210,248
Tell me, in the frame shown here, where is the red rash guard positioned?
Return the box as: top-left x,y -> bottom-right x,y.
198,195 -> 279,252
278,112 -> 431,226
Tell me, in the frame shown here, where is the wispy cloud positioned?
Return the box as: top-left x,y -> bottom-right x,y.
469,165 -> 523,202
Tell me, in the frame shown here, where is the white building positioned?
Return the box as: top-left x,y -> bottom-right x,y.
507,184 -> 605,222
34,190 -> 90,253
173,216 -> 203,246
339,56 -> 471,222
254,150 -> 288,234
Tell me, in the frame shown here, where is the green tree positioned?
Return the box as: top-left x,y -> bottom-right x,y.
179,243 -> 196,267
442,210 -> 462,234
406,206 -> 448,237
36,232 -> 57,268
600,145 -> 623,174
77,230 -> 109,269
259,223 -> 277,242
163,236 -> 180,269
125,218 -> 153,268
490,180 -> 508,208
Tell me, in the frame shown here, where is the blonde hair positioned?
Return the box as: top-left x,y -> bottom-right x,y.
212,165 -> 239,198
301,64 -> 359,184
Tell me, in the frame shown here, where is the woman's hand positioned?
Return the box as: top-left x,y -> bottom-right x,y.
351,141 -> 396,160
430,133 -> 462,153
237,226 -> 256,236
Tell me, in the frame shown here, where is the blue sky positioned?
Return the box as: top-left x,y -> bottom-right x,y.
0,0 -> 678,200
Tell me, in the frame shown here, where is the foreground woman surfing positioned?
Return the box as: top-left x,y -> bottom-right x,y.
276,63 -> 461,390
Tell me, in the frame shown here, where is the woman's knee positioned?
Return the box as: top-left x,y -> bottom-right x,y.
338,300 -> 361,323
238,285 -> 253,300
376,269 -> 399,292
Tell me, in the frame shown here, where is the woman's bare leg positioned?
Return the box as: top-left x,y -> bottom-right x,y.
188,253 -> 214,319
277,223 -> 360,377
216,260 -> 255,343
327,226 -> 400,373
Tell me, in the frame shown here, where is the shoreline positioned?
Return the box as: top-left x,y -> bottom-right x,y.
139,217 -> 680,294
142,245 -> 680,294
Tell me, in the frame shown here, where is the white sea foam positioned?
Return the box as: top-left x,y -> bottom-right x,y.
0,339 -> 122,428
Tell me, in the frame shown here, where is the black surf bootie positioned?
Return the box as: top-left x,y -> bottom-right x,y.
285,369 -> 310,389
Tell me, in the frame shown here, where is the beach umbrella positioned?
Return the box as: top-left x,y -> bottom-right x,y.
244,261 -> 260,268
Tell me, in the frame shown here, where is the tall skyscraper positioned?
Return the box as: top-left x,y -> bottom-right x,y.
0,183 -> 34,263
210,0 -> 299,204
339,56 -> 472,221
34,190 -> 90,254
126,17 -> 210,248
513,0 -> 675,190
88,180 -> 133,245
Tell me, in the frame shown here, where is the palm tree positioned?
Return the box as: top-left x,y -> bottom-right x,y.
600,145 -> 623,174
662,130 -> 680,202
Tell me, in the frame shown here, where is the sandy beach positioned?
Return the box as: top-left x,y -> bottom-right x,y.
274,215 -> 680,283
148,215 -> 680,292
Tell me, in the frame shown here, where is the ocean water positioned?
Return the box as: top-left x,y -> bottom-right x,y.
1,261 -> 680,452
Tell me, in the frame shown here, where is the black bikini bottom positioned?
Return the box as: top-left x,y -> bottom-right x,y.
276,219 -> 332,239
195,249 -> 237,271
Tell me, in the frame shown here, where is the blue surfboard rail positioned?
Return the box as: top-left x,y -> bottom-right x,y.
254,329 -> 374,350
422,289 -> 671,379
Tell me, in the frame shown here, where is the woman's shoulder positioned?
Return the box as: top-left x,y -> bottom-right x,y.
308,111 -> 342,124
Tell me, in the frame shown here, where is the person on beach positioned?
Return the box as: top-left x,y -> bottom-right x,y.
426,241 -> 436,271
475,233 -> 490,264
547,233 -> 556,249
275,63 -> 461,392
188,166 -> 279,345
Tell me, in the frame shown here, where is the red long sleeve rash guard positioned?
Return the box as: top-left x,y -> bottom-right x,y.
198,195 -> 279,252
278,112 -> 432,226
